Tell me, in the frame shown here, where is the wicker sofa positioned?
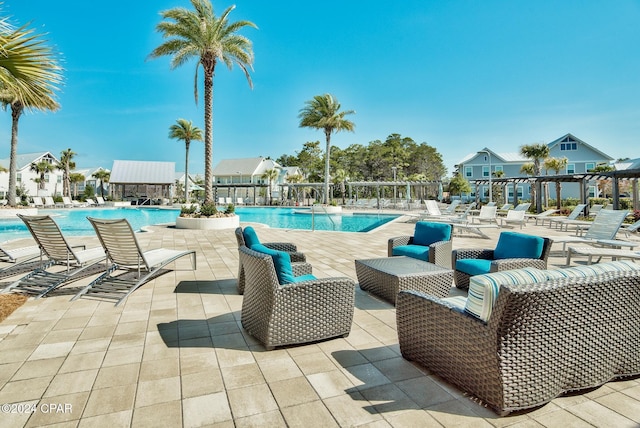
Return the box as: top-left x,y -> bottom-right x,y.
235,227 -> 309,294
397,260 -> 640,415
239,246 -> 355,350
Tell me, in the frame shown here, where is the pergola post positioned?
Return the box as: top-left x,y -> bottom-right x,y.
612,177 -> 620,210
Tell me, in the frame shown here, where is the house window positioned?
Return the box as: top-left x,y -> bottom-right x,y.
57,175 -> 62,183
588,185 -> 597,198
567,164 -> 575,174
560,142 -> 577,151
16,173 -> 21,182
508,186 -> 524,198
44,174 -> 50,183
465,166 -> 472,178
494,166 -> 503,174
482,166 -> 490,178
585,162 -> 595,172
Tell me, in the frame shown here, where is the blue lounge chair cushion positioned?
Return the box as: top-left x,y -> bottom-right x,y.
456,258 -> 492,276
413,222 -> 451,247
392,245 -> 430,261
243,226 -> 261,248
493,232 -> 544,260
251,244 -> 295,285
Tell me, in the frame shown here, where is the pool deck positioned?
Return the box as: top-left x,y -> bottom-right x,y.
1,211 -> 639,427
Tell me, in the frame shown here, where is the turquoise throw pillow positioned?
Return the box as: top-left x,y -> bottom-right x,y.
493,232 -> 543,260
291,274 -> 317,283
251,244 -> 295,284
243,226 -> 261,248
413,222 -> 451,247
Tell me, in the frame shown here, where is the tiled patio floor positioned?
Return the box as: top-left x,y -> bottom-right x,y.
1,212 -> 639,427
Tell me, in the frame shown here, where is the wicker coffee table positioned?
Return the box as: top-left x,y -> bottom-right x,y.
355,256 -> 454,305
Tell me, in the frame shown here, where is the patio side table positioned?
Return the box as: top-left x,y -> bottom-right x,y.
355,256 -> 454,305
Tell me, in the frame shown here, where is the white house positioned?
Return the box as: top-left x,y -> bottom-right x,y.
0,152 -> 63,199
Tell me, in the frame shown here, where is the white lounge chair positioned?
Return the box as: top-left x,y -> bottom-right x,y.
525,208 -> 559,225
236,197 -> 244,206
96,196 -> 106,205
499,210 -> 526,229
31,196 -> 44,208
549,209 -> 632,255
85,198 -> 97,207
61,196 -> 74,208
0,242 -> 42,278
2,215 -> 105,298
73,217 -> 196,306
546,204 -> 588,229
470,206 -> 498,225
43,196 -> 56,208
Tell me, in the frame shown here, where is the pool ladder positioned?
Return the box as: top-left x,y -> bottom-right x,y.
310,205 -> 336,231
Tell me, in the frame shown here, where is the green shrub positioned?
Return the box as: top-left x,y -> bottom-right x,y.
180,204 -> 197,216
224,204 -> 235,214
200,202 -> 218,217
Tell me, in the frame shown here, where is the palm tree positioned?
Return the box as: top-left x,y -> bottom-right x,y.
520,143 -> 550,211
56,148 -> 76,199
1,21 -> 62,207
92,170 -> 111,199
261,168 -> 279,205
149,0 -> 257,204
30,160 -> 55,191
286,173 -> 304,204
299,94 -> 355,204
169,119 -> 203,203
332,168 -> 348,205
69,173 -> 85,199
543,157 -> 568,210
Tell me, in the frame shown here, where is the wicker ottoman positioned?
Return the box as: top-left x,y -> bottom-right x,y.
355,256 -> 454,305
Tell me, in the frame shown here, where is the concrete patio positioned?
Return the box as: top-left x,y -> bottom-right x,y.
1,213 -> 639,427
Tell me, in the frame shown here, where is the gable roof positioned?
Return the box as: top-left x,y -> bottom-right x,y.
110,160 -> 175,184
212,157 -> 281,176
457,148 -> 526,165
0,152 -> 60,170
547,133 -> 613,161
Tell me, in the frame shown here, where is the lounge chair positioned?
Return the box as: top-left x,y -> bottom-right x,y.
43,196 -> 56,208
235,226 -> 310,294
72,217 -> 196,306
566,246 -> 640,265
513,202 -> 531,212
546,204 -> 587,229
61,196 -> 74,208
95,196 -> 106,205
587,204 -> 603,218
621,219 -> 640,238
525,208 -> 559,225
1,215 -> 105,298
470,205 -> 498,225
0,242 -> 42,278
31,196 -> 44,208
496,203 -> 514,215
499,209 -> 526,229
239,245 -> 355,350
549,209 -> 633,255
85,198 -> 97,207
236,197 -> 244,206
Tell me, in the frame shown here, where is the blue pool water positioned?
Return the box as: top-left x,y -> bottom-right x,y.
0,207 -> 399,240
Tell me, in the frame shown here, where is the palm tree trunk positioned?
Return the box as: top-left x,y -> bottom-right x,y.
203,68 -> 214,204
324,130 -> 331,204
8,103 -> 23,206
184,141 -> 190,203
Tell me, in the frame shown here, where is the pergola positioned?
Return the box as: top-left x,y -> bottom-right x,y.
471,169 -> 640,213
213,183 -> 268,204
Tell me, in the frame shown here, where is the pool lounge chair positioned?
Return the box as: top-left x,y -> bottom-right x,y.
546,204 -> 588,229
525,208 -> 559,225
31,196 -> 44,208
0,242 -> 43,278
470,205 -> 498,225
2,215 -> 105,298
73,217 -> 196,306
85,198 -> 97,207
549,209 -> 632,255
499,209 -> 526,229
95,196 -> 106,205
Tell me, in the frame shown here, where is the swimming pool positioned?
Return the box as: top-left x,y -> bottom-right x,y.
0,207 -> 399,240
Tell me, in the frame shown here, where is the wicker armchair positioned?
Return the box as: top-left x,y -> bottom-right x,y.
239,246 -> 355,350
388,222 -> 453,268
235,227 -> 309,294
397,269 -> 640,415
452,232 -> 552,289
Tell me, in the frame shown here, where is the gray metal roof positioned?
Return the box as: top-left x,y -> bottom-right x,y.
110,160 -> 175,184
213,157 -> 281,176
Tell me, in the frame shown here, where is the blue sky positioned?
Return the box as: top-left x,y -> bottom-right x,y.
3,0 -> 640,177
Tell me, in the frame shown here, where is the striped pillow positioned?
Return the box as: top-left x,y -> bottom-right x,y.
464,268 -> 549,322
545,260 -> 640,280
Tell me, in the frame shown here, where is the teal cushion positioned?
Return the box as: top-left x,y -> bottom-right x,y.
494,232 -> 544,260
291,274 -> 317,283
413,222 -> 451,247
392,245 -> 430,261
243,226 -> 261,248
456,258 -> 492,276
251,244 -> 295,284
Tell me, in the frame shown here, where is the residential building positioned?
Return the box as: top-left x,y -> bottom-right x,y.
0,152 -> 63,199
212,157 -> 283,203
455,133 -> 614,202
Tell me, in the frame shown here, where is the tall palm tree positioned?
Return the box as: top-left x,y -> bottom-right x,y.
332,168 -> 348,205
520,143 -> 550,211
543,157 -> 568,210
169,119 -> 203,202
92,170 -> 111,199
30,160 -> 55,191
299,94 -> 355,204
0,23 -> 62,206
149,0 -> 256,204
69,172 -> 85,199
56,148 -> 76,199
261,168 -> 279,205
286,173 -> 303,204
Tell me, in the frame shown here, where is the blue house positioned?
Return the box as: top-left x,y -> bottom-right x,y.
455,133 -> 614,203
